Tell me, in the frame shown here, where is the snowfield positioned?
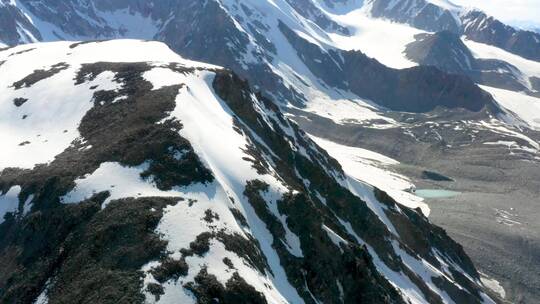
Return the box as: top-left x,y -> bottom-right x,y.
464,38 -> 540,79
311,136 -> 430,216
481,85 -> 540,131
0,40 -> 215,170
0,186 -> 22,224
324,8 -> 422,69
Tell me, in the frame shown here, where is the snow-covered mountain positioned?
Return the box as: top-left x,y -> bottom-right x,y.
0,40 -> 497,304
1,0 -> 540,303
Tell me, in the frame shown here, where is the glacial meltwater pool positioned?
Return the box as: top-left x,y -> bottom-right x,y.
415,189 -> 461,199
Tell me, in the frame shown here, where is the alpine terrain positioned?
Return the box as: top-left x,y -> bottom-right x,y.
0,0 -> 539,303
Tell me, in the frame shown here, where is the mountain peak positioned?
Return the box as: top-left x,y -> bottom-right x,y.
0,39 -> 497,304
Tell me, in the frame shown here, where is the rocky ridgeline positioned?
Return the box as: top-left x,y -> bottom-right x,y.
0,41 -> 496,303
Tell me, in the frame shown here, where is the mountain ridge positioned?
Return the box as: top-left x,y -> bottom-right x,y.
0,40 -> 498,304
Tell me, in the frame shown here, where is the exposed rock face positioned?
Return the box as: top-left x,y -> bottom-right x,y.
279,22 -> 496,112
0,0 -> 42,45
405,31 -> 530,93
365,0 -> 462,33
461,10 -> 540,62
405,31 -> 476,75
0,40 -> 495,304
531,77 -> 540,92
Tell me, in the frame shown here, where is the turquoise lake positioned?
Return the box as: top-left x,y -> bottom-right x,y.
415,189 -> 461,199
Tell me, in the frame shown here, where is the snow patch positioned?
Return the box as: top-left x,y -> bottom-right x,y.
480,273 -> 506,299
62,162 -> 183,207
481,85 -> 540,131
0,185 -> 21,224
311,136 -> 430,216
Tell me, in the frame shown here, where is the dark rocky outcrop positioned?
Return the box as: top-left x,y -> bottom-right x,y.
279,22 -> 497,113
421,170 -> 454,182
405,31 -> 530,92
405,31 -> 476,75
461,10 -> 540,62
184,269 -> 268,304
12,63 -> 69,89
13,97 -> 28,107
531,77 -> 540,92
365,0 -> 462,33
0,194 -> 176,304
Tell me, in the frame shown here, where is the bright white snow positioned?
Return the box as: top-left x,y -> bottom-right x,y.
464,39 -> 540,80
0,185 -> 21,224
323,9 -> 422,69
311,136 -> 430,216
481,85 -> 540,131
61,162 -> 184,207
